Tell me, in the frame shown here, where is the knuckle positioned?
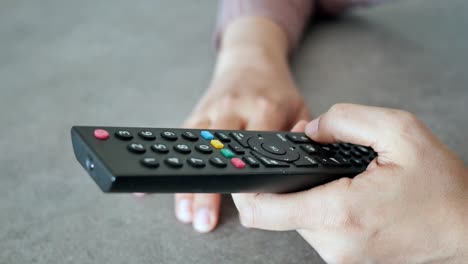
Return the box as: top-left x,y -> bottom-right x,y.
220,93 -> 238,108
389,110 -> 422,137
256,96 -> 281,112
329,103 -> 352,116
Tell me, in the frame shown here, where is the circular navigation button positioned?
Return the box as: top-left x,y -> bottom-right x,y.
261,143 -> 286,155
247,135 -> 299,162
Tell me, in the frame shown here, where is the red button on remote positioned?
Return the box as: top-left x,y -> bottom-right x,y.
94,129 -> 109,140
231,158 -> 246,169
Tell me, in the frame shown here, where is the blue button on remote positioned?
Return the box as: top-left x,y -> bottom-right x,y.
200,131 -> 214,140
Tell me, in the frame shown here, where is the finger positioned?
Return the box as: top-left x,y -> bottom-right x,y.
210,112 -> 245,130
304,104 -> 410,163
294,105 -> 312,124
175,193 -> 194,223
192,194 -> 222,233
245,98 -> 288,131
188,114 -> 244,232
183,116 -> 211,129
291,120 -> 309,132
232,178 -> 351,231
174,117 -> 211,222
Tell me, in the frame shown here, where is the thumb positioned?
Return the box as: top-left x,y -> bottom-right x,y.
305,104 -> 410,164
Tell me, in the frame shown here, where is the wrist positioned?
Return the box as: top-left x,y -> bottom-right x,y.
219,16 -> 289,68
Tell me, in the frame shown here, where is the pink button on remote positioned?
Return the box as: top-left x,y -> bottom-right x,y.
231,158 -> 246,168
94,129 -> 109,140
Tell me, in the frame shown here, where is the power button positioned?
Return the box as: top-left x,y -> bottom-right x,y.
94,129 -> 109,140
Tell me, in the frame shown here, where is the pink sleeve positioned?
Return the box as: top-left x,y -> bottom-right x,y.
216,0 -> 388,51
215,0 -> 314,52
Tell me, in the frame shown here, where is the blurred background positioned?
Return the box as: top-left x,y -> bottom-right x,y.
1,0 -> 467,263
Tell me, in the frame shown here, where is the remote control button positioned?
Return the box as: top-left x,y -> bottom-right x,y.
195,144 -> 213,154
164,157 -> 183,168
339,150 -> 352,158
319,157 -> 351,167
247,136 -> 300,162
138,130 -> 156,140
140,157 -> 159,168
228,143 -> 245,155
229,132 -> 249,147
319,145 -> 334,154
182,131 -> 198,141
128,143 -> 146,154
351,149 -> 362,158
294,156 -> 319,167
300,145 -> 318,154
355,146 -> 370,155
214,132 -> 231,142
115,130 -> 133,140
201,131 -> 214,140
174,144 -> 191,154
209,157 -> 227,168
351,158 -> 363,167
231,158 -> 246,169
94,129 -> 109,140
341,143 -> 352,150
261,143 -> 286,155
210,139 -> 224,149
285,133 -> 312,144
251,152 -> 289,167
151,144 -> 169,154
161,131 -> 177,141
330,143 -> 340,151
336,157 -> 352,167
242,156 -> 260,168
221,148 -> 235,159
187,157 -> 206,168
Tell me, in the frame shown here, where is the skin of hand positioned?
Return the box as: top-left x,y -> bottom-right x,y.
174,17 -> 311,233
232,104 -> 468,264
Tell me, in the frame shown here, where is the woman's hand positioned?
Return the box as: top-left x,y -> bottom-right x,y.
174,17 -> 311,233
233,104 -> 468,263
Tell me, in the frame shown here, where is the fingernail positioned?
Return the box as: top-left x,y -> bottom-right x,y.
305,118 -> 320,135
133,193 -> 146,198
193,208 -> 212,233
177,199 -> 192,223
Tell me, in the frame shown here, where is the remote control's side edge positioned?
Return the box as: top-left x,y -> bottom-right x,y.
71,127 -> 114,192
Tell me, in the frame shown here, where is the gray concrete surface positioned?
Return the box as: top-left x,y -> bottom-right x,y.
1,0 -> 467,263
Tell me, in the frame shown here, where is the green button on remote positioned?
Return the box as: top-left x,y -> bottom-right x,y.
221,148 -> 235,158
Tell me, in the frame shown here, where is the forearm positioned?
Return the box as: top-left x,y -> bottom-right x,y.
216,0 -> 314,54
219,17 -> 289,69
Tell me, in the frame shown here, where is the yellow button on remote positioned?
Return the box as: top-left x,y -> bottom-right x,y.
210,139 -> 224,149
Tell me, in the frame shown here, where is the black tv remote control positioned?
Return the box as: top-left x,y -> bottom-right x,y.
71,126 -> 376,193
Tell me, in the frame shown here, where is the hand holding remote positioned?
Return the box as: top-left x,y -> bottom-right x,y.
232,104 -> 468,263
175,17 -> 310,233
